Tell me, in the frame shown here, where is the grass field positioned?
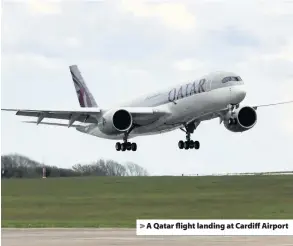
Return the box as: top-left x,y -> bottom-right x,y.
2,175 -> 293,228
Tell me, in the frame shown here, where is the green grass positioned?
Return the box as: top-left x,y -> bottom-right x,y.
1,175 -> 293,228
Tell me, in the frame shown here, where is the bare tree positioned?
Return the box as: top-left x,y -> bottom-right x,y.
2,154 -> 41,178
2,154 -> 149,178
107,160 -> 127,176
95,159 -> 127,176
125,162 -> 148,176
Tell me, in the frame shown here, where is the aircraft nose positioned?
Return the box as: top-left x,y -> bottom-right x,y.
231,85 -> 246,104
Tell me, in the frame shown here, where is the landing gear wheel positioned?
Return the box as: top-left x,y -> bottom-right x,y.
131,143 -> 137,151
178,140 -> 184,149
178,124 -> 201,150
184,141 -> 189,150
115,141 -> 137,151
194,141 -> 200,150
121,143 -> 127,151
189,140 -> 194,149
228,118 -> 237,125
126,142 -> 132,151
115,142 -> 121,151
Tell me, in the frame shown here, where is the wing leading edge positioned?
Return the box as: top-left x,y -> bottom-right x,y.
1,108 -> 102,127
252,100 -> 293,110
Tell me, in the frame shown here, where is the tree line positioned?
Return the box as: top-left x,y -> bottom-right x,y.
1,154 -> 148,178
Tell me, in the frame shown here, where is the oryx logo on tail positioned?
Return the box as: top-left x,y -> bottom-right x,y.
69,65 -> 98,108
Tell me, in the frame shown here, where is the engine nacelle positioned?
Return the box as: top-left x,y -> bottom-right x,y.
224,106 -> 257,132
98,109 -> 133,135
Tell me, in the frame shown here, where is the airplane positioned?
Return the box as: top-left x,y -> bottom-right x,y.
2,65 -> 293,152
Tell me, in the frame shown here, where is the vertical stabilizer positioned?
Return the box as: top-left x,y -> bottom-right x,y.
69,65 -> 98,108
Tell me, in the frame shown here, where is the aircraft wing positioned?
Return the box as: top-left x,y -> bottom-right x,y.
214,100 -> 293,124
21,121 -> 84,128
1,107 -> 171,127
123,107 -> 172,126
252,100 -> 293,110
1,108 -> 102,126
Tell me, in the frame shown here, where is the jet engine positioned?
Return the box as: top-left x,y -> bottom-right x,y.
98,109 -> 133,135
224,106 -> 257,132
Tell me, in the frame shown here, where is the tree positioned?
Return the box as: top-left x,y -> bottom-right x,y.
1,154 -> 149,178
125,162 -> 148,176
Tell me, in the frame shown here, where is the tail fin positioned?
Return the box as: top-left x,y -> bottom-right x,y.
69,65 -> 98,108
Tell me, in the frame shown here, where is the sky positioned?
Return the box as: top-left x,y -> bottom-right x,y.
1,0 -> 293,175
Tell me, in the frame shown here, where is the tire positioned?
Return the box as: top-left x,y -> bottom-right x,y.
121,143 -> 127,151
131,143 -> 137,151
126,142 -> 132,151
189,140 -> 194,149
115,142 -> 121,151
194,141 -> 200,150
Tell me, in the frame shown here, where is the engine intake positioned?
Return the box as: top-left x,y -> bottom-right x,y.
113,109 -> 132,131
237,106 -> 257,128
98,109 -> 133,135
224,106 -> 257,132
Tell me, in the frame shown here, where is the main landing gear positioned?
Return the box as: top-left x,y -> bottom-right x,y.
115,141 -> 137,151
115,132 -> 137,151
178,134 -> 200,150
178,122 -> 200,150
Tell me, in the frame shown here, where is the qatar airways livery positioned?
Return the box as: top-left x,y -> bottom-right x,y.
2,65 -> 292,151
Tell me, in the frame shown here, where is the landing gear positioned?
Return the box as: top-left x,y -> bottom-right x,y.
115,132 -> 137,151
116,142 -> 137,151
228,118 -> 237,125
178,122 -> 200,150
227,104 -> 239,125
178,139 -> 200,150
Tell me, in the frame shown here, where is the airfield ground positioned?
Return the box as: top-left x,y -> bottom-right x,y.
2,175 -> 293,228
3,228 -> 293,246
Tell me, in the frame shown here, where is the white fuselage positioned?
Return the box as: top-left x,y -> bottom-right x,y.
76,71 -> 247,140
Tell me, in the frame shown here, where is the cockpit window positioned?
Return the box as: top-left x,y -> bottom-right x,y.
222,76 -> 242,83
222,77 -> 231,83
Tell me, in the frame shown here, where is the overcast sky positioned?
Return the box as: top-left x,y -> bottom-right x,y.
1,0 -> 293,175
